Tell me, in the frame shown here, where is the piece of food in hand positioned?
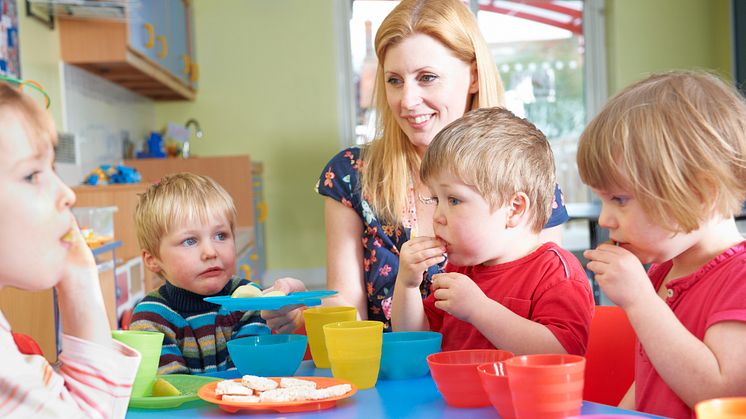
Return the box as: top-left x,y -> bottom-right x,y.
231,284 -> 263,298
62,230 -> 75,243
151,378 -> 182,397
262,290 -> 287,297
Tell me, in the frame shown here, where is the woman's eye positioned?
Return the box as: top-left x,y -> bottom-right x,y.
182,238 -> 197,247
420,74 -> 438,82
386,77 -> 402,86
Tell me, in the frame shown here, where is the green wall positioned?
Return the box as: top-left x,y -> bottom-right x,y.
606,0 -> 733,95
154,0 -> 344,273
17,9 -> 63,125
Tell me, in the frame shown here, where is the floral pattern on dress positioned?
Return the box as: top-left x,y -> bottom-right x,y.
317,147 -> 569,331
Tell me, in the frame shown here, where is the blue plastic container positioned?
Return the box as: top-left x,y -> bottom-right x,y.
379,331 -> 442,380
227,334 -> 307,377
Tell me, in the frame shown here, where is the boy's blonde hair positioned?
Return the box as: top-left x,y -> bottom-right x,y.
421,107 -> 555,233
362,0 -> 506,225
0,82 -> 56,153
577,70 -> 746,233
135,173 -> 237,257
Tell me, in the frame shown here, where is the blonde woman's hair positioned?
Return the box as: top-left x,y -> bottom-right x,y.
361,0 -> 505,225
0,82 -> 57,154
577,70 -> 746,233
421,107 -> 555,233
135,173 -> 237,257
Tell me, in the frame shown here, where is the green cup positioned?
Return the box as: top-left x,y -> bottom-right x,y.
111,330 -> 164,397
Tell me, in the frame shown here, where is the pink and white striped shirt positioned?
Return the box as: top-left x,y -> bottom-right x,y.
0,311 -> 140,418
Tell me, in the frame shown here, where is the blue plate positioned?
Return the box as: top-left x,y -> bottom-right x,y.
204,290 -> 338,311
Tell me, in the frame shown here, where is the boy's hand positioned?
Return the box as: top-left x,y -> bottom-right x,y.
431,272 -> 487,323
584,241 -> 654,309
261,277 -> 307,334
397,236 -> 446,289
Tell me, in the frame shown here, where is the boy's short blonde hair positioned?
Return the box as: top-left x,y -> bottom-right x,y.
135,173 -> 237,257
577,71 -> 746,233
0,82 -> 56,153
421,107 -> 556,233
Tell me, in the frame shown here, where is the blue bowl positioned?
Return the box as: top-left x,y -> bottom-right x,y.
379,331 -> 442,380
227,334 -> 307,376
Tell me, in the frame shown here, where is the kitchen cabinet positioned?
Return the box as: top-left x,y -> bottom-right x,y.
58,0 -> 198,100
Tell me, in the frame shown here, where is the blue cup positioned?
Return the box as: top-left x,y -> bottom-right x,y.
379,331 -> 442,380
227,334 -> 307,376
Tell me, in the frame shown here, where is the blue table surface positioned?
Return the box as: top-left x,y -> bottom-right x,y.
126,361 -> 665,418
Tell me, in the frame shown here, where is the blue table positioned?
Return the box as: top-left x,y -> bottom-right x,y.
126,361 -> 663,418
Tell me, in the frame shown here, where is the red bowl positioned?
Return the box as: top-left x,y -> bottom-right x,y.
426,349 -> 514,408
478,362 -> 515,419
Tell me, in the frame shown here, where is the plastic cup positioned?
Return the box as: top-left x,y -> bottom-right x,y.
111,330 -> 164,397
505,354 -> 586,419
478,361 -> 515,419
303,306 -> 357,368
695,397 -> 746,418
323,320 -> 383,389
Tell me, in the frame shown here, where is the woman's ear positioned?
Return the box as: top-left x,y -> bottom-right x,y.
469,61 -> 479,94
142,249 -> 162,274
506,192 -> 530,228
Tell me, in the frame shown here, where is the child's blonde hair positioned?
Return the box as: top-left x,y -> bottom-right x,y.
577,70 -> 746,233
420,107 -> 555,233
135,173 -> 237,257
0,82 -> 56,152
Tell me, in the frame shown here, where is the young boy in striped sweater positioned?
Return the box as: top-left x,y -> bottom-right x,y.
129,173 -> 303,374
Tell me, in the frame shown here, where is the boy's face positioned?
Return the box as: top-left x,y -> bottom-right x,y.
144,213 -> 236,295
593,187 -> 699,264
0,117 -> 77,291
428,172 -> 512,266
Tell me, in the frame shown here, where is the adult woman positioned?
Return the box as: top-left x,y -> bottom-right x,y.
266,0 -> 567,333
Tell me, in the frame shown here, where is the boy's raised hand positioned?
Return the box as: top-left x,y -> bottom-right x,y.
397,236 -> 446,289
431,272 -> 487,322
584,241 -> 654,309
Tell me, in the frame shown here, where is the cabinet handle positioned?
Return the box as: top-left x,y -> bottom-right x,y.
157,35 -> 168,59
190,62 -> 199,82
143,23 -> 155,49
181,54 -> 191,74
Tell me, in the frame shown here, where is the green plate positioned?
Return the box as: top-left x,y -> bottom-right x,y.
129,374 -> 222,409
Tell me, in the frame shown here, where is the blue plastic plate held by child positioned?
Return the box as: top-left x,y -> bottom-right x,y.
204,290 -> 338,311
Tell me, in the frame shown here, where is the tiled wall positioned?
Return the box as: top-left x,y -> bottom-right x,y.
55,64 -> 156,186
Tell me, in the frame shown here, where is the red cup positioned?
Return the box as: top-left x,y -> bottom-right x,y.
427,349 -> 514,408
695,397 -> 746,418
505,354 -> 585,419
478,361 -> 515,419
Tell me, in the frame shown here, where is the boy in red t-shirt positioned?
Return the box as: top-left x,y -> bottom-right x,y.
392,107 -> 594,355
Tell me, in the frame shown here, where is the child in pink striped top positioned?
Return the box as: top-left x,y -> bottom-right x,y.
0,81 -> 141,418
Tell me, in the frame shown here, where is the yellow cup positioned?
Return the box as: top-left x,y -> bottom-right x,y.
323,320 -> 383,389
303,306 -> 357,368
111,330 -> 164,397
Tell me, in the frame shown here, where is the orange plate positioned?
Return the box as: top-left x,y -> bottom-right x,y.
197,377 -> 357,413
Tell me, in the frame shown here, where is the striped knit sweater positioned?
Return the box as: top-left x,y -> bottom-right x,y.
129,277 -> 270,375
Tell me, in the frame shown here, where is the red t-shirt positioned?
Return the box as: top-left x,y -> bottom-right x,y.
636,241 -> 746,419
423,242 -> 594,355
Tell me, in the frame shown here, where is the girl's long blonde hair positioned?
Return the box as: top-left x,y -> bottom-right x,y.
361,0 -> 505,225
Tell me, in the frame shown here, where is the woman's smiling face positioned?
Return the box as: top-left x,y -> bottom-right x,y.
383,33 -> 477,156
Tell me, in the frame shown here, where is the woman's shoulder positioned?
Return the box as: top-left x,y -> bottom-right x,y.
323,146 -> 363,170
